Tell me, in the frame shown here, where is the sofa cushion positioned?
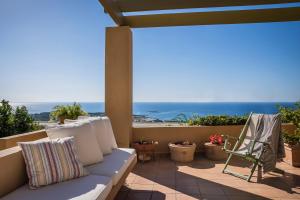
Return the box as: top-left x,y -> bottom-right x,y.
46,122 -> 103,166
87,148 -> 136,185
89,118 -> 113,155
102,117 -> 118,149
1,175 -> 112,200
18,137 -> 87,188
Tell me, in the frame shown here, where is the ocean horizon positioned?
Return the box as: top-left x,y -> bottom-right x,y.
11,102 -> 295,121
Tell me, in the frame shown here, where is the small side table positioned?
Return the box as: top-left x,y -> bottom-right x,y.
132,142 -> 158,163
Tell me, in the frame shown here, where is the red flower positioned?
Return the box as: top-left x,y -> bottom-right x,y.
209,134 -> 224,145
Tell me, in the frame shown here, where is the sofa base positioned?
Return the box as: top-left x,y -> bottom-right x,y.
105,155 -> 137,200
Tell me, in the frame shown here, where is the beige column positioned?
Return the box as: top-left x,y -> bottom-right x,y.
105,26 -> 132,148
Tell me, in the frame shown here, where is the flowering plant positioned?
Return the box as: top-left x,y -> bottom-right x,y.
209,134 -> 224,145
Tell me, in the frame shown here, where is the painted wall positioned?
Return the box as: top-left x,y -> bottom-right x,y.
0,130 -> 47,150
132,124 -> 296,153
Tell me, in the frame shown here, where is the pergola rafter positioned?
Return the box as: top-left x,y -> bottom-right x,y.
115,0 -> 300,12
99,0 -> 300,27
124,7 -> 300,28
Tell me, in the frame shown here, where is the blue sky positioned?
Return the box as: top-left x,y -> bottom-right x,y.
0,0 -> 299,102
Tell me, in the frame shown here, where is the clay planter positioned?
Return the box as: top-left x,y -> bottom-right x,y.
58,116 -> 65,124
204,142 -> 227,161
283,143 -> 300,167
169,143 -> 196,162
132,142 -> 156,162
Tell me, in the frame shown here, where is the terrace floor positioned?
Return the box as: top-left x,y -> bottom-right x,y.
116,155 -> 300,200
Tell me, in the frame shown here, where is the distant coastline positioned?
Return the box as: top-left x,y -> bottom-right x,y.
31,112 -> 163,123
25,102 -> 296,122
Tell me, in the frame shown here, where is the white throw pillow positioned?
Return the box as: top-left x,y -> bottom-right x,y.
102,117 -> 118,149
89,118 -> 113,155
46,122 -> 103,166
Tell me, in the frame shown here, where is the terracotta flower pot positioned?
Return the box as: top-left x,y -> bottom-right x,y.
132,142 -> 157,162
283,143 -> 300,167
169,143 -> 196,162
58,116 -> 65,124
204,142 -> 228,161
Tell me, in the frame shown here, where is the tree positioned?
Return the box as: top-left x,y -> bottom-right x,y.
0,100 -> 42,138
0,100 -> 15,137
14,106 -> 39,134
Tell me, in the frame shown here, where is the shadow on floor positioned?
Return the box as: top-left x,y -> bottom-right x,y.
115,154 -> 300,200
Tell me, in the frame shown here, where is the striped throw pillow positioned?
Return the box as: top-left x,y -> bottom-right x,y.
19,137 -> 88,189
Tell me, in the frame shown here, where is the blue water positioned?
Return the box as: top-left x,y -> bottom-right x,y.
12,102 -> 295,121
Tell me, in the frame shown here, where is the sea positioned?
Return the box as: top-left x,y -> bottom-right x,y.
11,102 -> 295,121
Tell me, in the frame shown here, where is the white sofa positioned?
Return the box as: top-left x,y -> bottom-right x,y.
1,117 -> 136,200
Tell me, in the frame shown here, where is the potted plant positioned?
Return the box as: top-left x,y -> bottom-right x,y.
204,134 -> 228,160
132,140 -> 158,162
279,101 -> 300,167
50,103 -> 87,124
283,130 -> 300,167
169,140 -> 196,162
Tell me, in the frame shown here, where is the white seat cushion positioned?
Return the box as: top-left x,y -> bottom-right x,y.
87,148 -> 136,185
46,122 -> 103,166
2,175 -> 112,200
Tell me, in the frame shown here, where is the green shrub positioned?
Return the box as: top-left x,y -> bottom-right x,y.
187,115 -> 248,126
279,101 -> 300,145
0,100 -> 42,138
50,103 -> 87,121
278,101 -> 300,128
283,129 -> 300,145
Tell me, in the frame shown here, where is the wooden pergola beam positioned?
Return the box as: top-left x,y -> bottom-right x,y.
99,0 -> 124,25
116,0 -> 300,12
123,7 -> 300,28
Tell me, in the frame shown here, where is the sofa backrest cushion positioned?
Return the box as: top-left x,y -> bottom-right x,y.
18,137 -> 87,188
102,117 -> 118,149
46,122 -> 103,166
89,118 -> 113,155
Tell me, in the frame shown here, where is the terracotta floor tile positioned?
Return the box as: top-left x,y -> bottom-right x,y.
125,176 -> 136,184
119,158 -> 300,200
176,193 -> 201,200
128,184 -> 153,191
153,184 -> 177,194
176,185 -> 200,195
154,178 -> 175,186
132,177 -> 155,185
199,186 -> 225,195
200,194 -> 229,200
176,178 -> 198,186
156,171 -> 175,179
115,191 -> 129,200
151,192 -> 176,200
126,191 -> 152,200
226,195 -> 267,200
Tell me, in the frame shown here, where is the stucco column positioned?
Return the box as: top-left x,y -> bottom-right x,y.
105,26 -> 132,148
